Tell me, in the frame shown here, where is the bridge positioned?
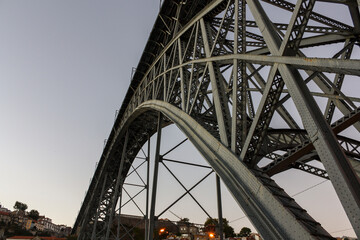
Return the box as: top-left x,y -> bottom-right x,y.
72,0 -> 360,239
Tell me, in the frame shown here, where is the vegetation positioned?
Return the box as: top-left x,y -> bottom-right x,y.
204,218 -> 235,238
28,209 -> 40,220
179,217 -> 189,223
204,218 -> 217,227
239,227 -> 251,237
13,201 -> 28,212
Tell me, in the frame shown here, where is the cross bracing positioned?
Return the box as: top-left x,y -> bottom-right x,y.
72,0 -> 360,239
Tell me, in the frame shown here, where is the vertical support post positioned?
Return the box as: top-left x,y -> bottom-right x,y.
116,193 -> 123,239
239,0 -> 247,148
173,2 -> 182,36
177,39 -> 186,111
91,173 -> 108,240
148,113 -> 163,240
105,131 -> 129,239
231,0 -> 239,152
145,134 -> 151,240
152,68 -> 156,100
163,56 -> 167,101
216,175 -> 224,240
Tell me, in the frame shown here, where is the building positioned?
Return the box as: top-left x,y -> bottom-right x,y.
178,222 -> 199,234
58,225 -> 71,236
25,219 -> 34,230
227,234 -> 262,240
336,237 -> 357,240
34,221 -> 45,232
0,206 -> 71,238
0,205 -> 11,213
193,234 -> 209,240
37,217 -> 61,233
118,214 -> 145,229
0,211 -> 11,224
10,211 -> 26,227
6,236 -> 66,240
37,217 -> 52,232
158,218 -> 179,235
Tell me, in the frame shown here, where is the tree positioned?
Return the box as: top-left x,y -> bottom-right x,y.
13,201 -> 28,212
28,209 -> 40,220
179,218 -> 189,223
223,224 -> 235,238
204,218 -> 235,238
204,218 -> 218,227
177,217 -> 190,227
239,227 -> 251,237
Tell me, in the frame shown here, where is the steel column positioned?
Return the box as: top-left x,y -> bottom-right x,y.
231,0 -> 239,152
148,113 -> 163,240
216,175 -> 224,240
116,192 -> 123,239
145,135 -> 150,240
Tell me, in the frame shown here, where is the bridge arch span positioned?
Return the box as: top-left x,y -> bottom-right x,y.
76,100 -> 334,239
135,100 -> 332,239
73,0 -> 360,238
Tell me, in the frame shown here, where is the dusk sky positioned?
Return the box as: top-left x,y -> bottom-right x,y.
0,0 -> 357,238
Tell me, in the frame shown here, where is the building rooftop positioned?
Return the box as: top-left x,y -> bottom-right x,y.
7,236 -> 66,240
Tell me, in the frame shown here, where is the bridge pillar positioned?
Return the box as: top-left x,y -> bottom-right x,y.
148,113 -> 163,240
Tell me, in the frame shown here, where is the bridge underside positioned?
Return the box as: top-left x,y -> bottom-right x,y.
73,0 -> 360,239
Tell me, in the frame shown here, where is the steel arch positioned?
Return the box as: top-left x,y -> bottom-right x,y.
73,0 -> 360,239
138,100 -> 333,239
76,101 -> 333,239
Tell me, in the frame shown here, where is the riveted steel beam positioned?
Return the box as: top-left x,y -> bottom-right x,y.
139,100 -> 333,239
148,113 -> 163,240
247,0 -> 360,236
200,18 -> 232,146
264,107 -> 360,175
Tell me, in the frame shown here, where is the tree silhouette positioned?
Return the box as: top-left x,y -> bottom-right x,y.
28,209 -> 40,220
13,201 -> 28,212
204,218 -> 235,238
239,227 -> 251,237
179,218 -> 189,223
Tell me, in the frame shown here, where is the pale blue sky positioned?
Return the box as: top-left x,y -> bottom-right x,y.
0,0 -> 357,238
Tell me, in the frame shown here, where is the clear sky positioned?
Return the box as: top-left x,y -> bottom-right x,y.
0,0 -> 357,238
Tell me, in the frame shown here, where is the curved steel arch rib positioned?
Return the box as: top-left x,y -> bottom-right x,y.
76,100 -> 335,239
138,100 -> 333,239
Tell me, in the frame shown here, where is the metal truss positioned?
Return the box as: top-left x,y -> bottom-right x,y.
73,0 -> 360,239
